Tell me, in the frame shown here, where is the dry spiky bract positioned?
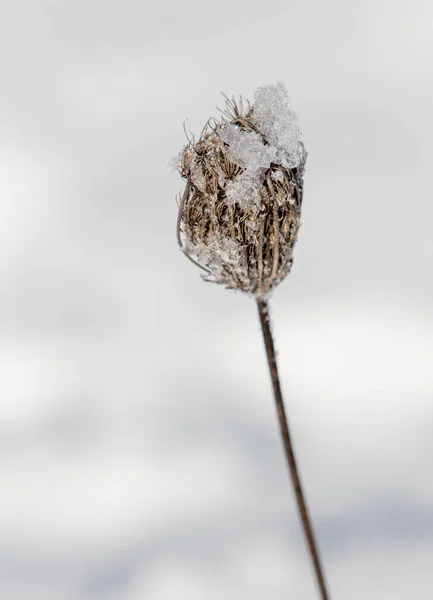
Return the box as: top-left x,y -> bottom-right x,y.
176,82 -> 306,297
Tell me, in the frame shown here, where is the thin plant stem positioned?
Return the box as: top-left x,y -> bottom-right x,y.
256,297 -> 330,600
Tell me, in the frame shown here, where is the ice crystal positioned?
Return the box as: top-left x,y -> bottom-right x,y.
251,82 -> 302,168
218,123 -> 276,173
225,172 -> 262,210
187,235 -> 246,287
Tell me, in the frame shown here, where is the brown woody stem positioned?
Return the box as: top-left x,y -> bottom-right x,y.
256,297 -> 330,600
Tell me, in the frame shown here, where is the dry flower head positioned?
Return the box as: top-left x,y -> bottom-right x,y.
176,83 -> 306,297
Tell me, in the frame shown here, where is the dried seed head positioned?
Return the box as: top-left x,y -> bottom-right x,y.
176,82 -> 307,297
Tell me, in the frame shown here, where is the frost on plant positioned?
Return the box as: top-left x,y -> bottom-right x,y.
218,124 -> 277,173
225,172 -> 262,210
176,82 -> 306,296
251,82 -> 302,169
186,234 -> 247,287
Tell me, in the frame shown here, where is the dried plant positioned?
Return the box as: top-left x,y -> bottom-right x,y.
175,83 -> 330,600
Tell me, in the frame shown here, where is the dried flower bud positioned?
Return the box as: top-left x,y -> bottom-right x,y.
176,83 -> 306,297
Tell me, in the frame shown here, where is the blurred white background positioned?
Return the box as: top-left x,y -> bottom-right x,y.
1,1 -> 433,598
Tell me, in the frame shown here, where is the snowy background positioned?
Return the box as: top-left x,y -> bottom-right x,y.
1,1 -> 433,599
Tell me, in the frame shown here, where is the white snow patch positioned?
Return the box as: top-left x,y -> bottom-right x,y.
188,234 -> 244,284
251,82 -> 302,168
218,124 -> 276,172
225,172 -> 262,210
